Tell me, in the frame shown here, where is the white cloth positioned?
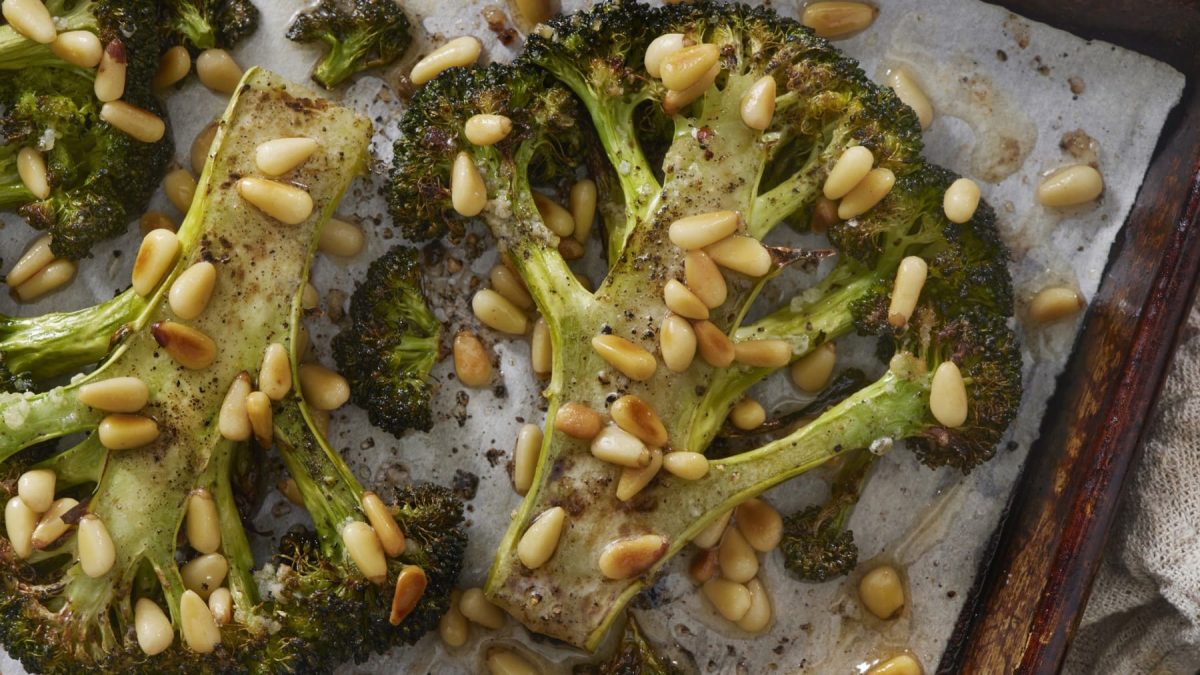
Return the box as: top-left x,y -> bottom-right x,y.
1065,303 -> 1200,674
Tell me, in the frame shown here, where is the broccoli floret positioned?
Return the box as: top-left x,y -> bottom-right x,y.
780,449 -> 875,581
286,0 -> 411,89
332,245 -> 441,438
161,0 -> 260,51
575,615 -> 681,674
0,69 -> 460,673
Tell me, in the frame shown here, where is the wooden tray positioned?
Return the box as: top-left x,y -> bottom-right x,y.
939,1 -> 1200,671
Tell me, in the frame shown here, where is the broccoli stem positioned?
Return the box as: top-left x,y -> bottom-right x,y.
34,432 -> 107,490
312,36 -> 366,90
0,387 -> 101,460
201,438 -> 262,617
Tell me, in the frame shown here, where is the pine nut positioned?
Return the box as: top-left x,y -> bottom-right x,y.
251,137 -> 318,178
886,67 -> 933,130
237,177 -> 314,225
702,578 -> 752,622
5,497 -> 36,559
660,314 -> 697,373
169,261 -> 216,320
6,235 -> 53,287
94,40 -> 128,101
439,590 -> 470,646
868,654 -> 923,675
802,1 -> 878,38
14,258 -> 75,301
706,236 -> 772,277
811,196 -> 839,233
100,100 -> 166,143
153,44 -> 191,90
616,448 -> 662,501
181,553 -> 228,599
610,394 -> 668,447
592,334 -> 657,381
737,577 -> 772,632
791,342 -> 836,393
164,168 -> 197,213
664,279 -> 709,320
487,648 -> 539,675
218,373 -> 252,441
459,587 -> 506,629
98,414 -> 159,450
301,282 -> 319,310
663,63 -> 721,114
30,497 -> 77,549
943,177 -> 981,224
196,48 -> 242,93
362,491 -> 406,557
473,289 -> 528,335
77,376 -> 150,414
689,547 -> 718,583
823,146 -> 874,200
140,211 -> 177,235
490,264 -> 533,310
555,401 -> 602,440
2,0 -> 56,43
134,598 -> 174,655
298,363 -> 351,411
342,521 -> 387,584
464,114 -> 513,146
208,587 -> 233,625
78,514 -> 115,577
693,510 -> 731,549
685,250 -> 727,309
187,123 -> 217,176
669,210 -> 739,250
389,565 -> 428,626
514,0 -> 552,24
186,489 -> 221,555
598,534 -> 668,579
531,317 -> 552,378
453,331 -> 492,388
663,451 -> 708,480
1029,286 -> 1086,324
570,179 -> 597,244
451,151 -> 487,217
533,192 -> 575,237
694,320 -> 735,368
410,36 -> 482,85
859,564 -> 905,619
180,589 -> 221,653
930,361 -> 968,428
17,147 -> 49,199
258,343 -> 292,400
735,498 -> 783,552
740,75 -> 777,131
278,478 -> 304,506
660,43 -> 720,91
559,238 -> 584,260
717,524 -> 759,583
513,423 -> 542,496
17,469 -> 54,514
517,506 -> 566,568
245,391 -> 273,447
730,398 -> 766,430
151,321 -> 217,370
591,425 -> 651,468
314,218 -> 364,258
1038,165 -> 1104,207
132,229 -> 181,297
644,33 -> 688,79
839,167 -> 896,219
734,339 -> 791,369
887,256 -> 928,328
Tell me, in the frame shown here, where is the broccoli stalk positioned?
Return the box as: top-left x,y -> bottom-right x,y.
779,448 -> 876,581
575,615 -> 681,674
286,0 -> 412,89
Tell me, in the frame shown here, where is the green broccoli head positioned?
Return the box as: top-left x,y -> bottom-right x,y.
161,0 -> 260,51
333,245 -> 442,438
575,615 -> 681,674
780,504 -> 858,582
286,0 -> 411,89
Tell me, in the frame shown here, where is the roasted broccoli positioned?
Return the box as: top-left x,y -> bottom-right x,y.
0,69 -> 462,673
779,448 -> 875,581
286,0 -> 412,89
386,0 -> 1021,650
333,245 -> 442,438
575,615 -> 681,674
161,0 -> 260,51
0,0 -> 173,260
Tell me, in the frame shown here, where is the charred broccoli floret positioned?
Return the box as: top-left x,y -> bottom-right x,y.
575,616 -> 681,674
779,449 -> 875,581
161,0 -> 260,51
286,0 -> 412,89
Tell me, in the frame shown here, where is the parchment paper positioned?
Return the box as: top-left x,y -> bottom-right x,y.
0,1 -> 1184,673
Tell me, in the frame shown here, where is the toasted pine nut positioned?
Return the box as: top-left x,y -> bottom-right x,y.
218,373 -> 252,441
141,211 -> 177,236
5,497 -> 36,559
163,169 -> 197,214
823,146 -> 874,200
301,282 -> 319,310
664,279 -> 709,320
663,451 -> 708,480
17,469 -> 54,514
694,320 -> 735,368
706,235 -> 771,277
533,192 -> 575,237
188,122 -> 218,175
859,564 -> 905,619
689,547 -> 718,583
473,289 -> 528,334
1037,164 -> 1104,207
943,178 -> 980,224
453,331 -> 492,388
14,258 -> 75,301
237,177 -> 314,225
591,425 -> 651,468
135,598 -> 174,655
95,41 -> 127,102
451,151 -> 488,217
410,36 -> 482,85
342,521 -> 387,584
151,321 -> 217,370
868,654 -> 923,675
644,33 -> 688,78
169,261 -> 216,320
570,179 -> 597,244
734,339 -> 791,369
693,510 -> 731,549
2,0 -> 56,43
316,217 -> 366,257
531,317 -> 552,378
132,229 -> 181,297
740,76 -> 777,130
78,514 -> 115,578
181,553 -> 228,598
185,489 -> 221,555
180,589 -> 221,653
100,100 -> 166,143
559,237 -> 584,260
208,587 -> 233,625
735,498 -> 783,552
439,590 -> 470,646
839,167 -> 896,219
703,577 -> 752,622
196,48 -> 242,93
98,414 -> 159,450
298,363 -> 350,411
660,43 -> 720,91
660,314 -> 697,373
487,648 -> 539,675
811,196 -> 840,233
598,534 -> 668,579
245,391 -> 273,447
1028,286 -> 1085,324
490,264 -> 533,310
30,497 -> 77,549
258,343 -> 292,400
718,523 -> 759,583
887,256 -> 928,328
464,114 -> 513,146
362,491 -> 406,557
78,376 -> 149,414
17,147 -> 49,199
153,45 -> 191,90
669,210 -> 739,250
802,1 -> 878,38
886,67 -> 933,130
616,448 -> 662,501
930,361 -> 968,428
389,565 -> 428,626
730,398 -> 766,430
459,587 -> 506,629
517,506 -> 566,568
278,478 -> 304,506
685,250 -> 727,309
663,63 -> 720,114
555,401 -> 602,440
737,577 -> 772,632
514,0 -> 552,24
592,334 -> 657,381
610,394 -> 668,447
255,137 -> 319,177
513,423 -> 542,495
6,235 -> 53,287
791,342 -> 836,393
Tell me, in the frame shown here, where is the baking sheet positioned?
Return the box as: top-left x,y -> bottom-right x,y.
0,1 -> 1184,673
